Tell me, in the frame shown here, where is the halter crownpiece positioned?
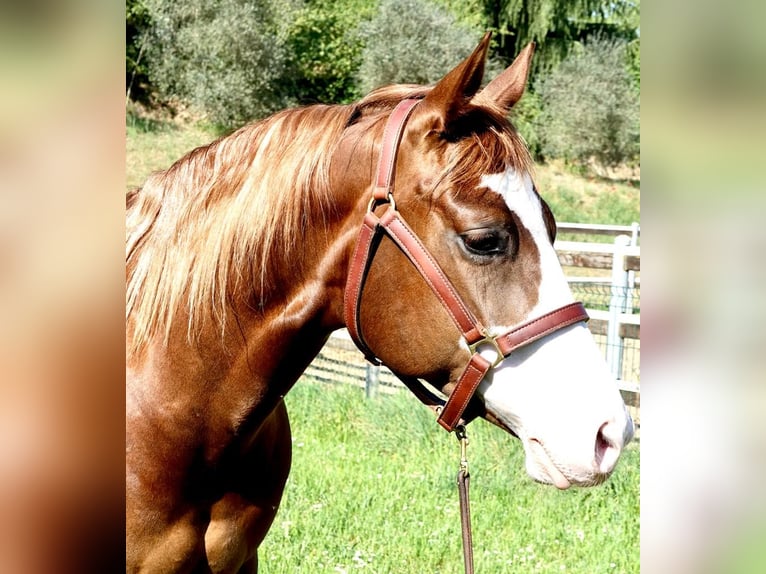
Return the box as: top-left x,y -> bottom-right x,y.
343,98 -> 589,432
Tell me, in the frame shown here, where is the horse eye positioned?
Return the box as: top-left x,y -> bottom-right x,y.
459,229 -> 509,257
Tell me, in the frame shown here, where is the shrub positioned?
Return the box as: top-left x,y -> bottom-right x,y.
284,0 -> 375,105
127,0 -> 152,103
535,37 -> 639,168
144,0 -> 296,130
356,0 -> 483,93
509,89 -> 544,160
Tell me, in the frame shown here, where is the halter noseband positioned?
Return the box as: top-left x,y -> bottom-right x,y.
343,98 -> 589,432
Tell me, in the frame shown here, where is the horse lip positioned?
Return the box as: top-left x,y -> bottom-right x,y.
528,438 -> 572,490
478,409 -> 585,487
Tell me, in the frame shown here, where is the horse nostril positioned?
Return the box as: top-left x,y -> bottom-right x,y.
595,421 -> 623,474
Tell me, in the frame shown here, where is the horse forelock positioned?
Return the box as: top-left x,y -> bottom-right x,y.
440,105 -> 533,200
126,104 -> 354,356
352,85 -> 532,196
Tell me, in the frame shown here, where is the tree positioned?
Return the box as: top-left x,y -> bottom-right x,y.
284,0 -> 376,105
143,0 -> 298,129
535,36 -> 639,168
477,0 -> 639,162
126,0 -> 151,103
480,0 -> 639,74
356,0 -> 484,93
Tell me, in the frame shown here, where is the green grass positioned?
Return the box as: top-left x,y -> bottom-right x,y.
259,381 -> 639,574
533,161 -> 640,244
126,109 -> 219,189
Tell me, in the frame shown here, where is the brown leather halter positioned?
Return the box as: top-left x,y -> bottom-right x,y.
343,98 -> 589,432
343,98 -> 590,574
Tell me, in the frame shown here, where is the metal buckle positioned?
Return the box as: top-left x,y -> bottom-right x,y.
468,332 -> 504,368
455,424 -> 469,474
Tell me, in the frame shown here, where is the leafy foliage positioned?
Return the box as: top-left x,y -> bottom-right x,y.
129,0 -> 640,167
536,37 -> 639,168
431,0 -> 488,30
480,0 -> 639,76
126,0 -> 151,102
144,0 -> 297,130
356,0 -> 483,93
284,0 -> 375,105
509,89 -> 544,159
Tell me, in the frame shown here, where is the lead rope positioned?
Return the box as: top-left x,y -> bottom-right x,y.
455,425 -> 474,574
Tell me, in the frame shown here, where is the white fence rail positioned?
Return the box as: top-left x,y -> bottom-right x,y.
555,233 -> 640,393
557,221 -> 640,242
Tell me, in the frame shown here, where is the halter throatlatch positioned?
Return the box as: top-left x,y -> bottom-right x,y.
343,98 -> 589,432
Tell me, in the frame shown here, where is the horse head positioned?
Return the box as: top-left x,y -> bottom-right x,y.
332,33 -> 634,489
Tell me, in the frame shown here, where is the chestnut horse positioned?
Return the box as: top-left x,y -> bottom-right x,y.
126,34 -> 634,573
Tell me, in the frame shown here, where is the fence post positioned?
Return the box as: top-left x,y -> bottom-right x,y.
627,222 -> 639,313
606,235 -> 630,380
365,364 -> 380,399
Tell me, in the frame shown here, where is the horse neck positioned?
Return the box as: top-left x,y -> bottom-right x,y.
127,105 -> 380,449
128,187 -> 366,444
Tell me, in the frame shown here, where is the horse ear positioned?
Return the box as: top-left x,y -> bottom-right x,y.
419,32 -> 492,130
477,42 -> 535,111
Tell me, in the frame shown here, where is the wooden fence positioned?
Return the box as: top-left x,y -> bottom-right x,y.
305,222 -> 641,423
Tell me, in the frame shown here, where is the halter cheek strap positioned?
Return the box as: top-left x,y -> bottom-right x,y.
343,98 -> 589,432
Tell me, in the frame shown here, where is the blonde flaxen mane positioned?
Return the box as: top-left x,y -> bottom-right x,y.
126,104 -> 354,355
126,86 -> 531,357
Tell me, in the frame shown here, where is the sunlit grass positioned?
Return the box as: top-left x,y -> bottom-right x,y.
126,108 -> 218,189
533,160 -> 640,244
259,381 -> 639,574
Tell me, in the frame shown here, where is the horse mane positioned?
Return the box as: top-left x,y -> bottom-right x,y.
126,85 -> 531,356
127,104 -> 356,354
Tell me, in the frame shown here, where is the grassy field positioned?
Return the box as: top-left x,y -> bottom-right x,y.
259,380 -> 639,574
533,161 -> 640,236
126,111 -> 216,189
125,112 -> 640,238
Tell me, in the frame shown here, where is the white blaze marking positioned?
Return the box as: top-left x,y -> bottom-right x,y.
479,170 -> 573,315
473,168 -> 632,488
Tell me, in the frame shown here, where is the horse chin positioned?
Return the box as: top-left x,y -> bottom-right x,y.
481,405 -> 613,489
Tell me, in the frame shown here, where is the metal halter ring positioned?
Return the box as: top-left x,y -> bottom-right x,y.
467,332 -> 505,368
367,191 -> 396,213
